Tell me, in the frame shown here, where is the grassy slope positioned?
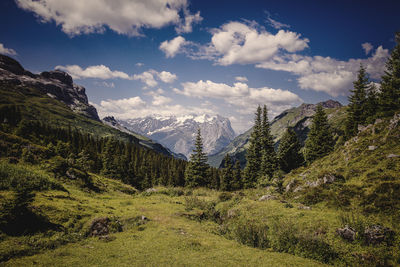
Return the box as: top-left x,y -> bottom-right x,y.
0,165 -> 322,266
0,84 -> 171,155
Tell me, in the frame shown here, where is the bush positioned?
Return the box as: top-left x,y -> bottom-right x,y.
0,161 -> 65,192
228,217 -> 269,249
218,192 -> 233,202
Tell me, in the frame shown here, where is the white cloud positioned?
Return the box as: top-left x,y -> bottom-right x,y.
97,96 -> 146,114
134,69 -> 177,87
0,43 -> 17,56
175,10 -> 202,34
174,79 -> 302,115
207,21 -> 309,65
256,46 -> 389,96
95,81 -> 115,88
164,21 -> 309,65
159,36 -> 188,58
133,71 -> 157,87
158,71 -> 177,83
16,0 -> 201,36
235,76 -> 248,82
135,62 -> 144,67
265,12 -> 290,29
93,97 -> 214,121
362,42 -> 373,55
55,64 -> 131,80
147,91 -> 173,106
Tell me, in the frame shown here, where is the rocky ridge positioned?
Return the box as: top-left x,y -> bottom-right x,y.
0,54 -> 99,121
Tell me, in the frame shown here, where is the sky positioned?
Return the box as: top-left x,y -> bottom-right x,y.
0,0 -> 399,133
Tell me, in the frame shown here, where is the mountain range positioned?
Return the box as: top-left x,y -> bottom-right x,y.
118,114 -> 236,158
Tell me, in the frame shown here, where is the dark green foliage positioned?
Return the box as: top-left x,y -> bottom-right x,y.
345,64 -> 369,138
378,32 -> 400,117
277,128 -> 303,173
304,105 -> 334,164
243,106 -> 262,188
220,154 -> 234,191
231,161 -> 242,190
260,105 -> 277,179
185,129 -> 209,187
244,105 -> 278,188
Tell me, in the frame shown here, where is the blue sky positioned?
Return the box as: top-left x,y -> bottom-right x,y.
0,0 -> 399,133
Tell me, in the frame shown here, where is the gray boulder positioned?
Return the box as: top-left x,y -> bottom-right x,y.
336,225 -> 356,242
259,194 -> 278,201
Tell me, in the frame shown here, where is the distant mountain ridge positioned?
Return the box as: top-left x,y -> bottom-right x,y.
118,114 -> 236,158
208,100 -> 345,168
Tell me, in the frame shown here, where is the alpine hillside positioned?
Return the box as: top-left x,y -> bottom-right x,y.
208,100 -> 345,168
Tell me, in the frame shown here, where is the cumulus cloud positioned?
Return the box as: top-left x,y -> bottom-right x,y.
134,69 -> 177,87
362,42 -> 373,55
55,64 -> 131,80
161,21 -> 309,65
95,81 -> 115,88
93,97 -> 214,121
135,62 -> 144,67
174,79 -> 302,115
0,43 -> 17,56
159,36 -> 188,58
235,76 -> 248,82
256,46 -> 389,96
16,0 -> 201,36
175,10 -> 203,34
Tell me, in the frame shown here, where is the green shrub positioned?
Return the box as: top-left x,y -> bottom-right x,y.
218,192 -> 233,202
228,217 -> 269,249
0,161 -> 65,192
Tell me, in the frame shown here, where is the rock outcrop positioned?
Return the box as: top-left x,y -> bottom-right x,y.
0,54 -> 100,121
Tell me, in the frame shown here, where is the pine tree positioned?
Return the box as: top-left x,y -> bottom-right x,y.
345,64 -> 369,138
185,129 -> 209,187
220,154 -> 234,191
304,105 -> 334,164
260,105 -> 277,179
378,32 -> 400,117
232,161 -> 242,190
243,106 -> 262,188
277,128 -> 303,173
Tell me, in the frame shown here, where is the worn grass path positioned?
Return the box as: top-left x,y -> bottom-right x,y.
3,190 -> 324,267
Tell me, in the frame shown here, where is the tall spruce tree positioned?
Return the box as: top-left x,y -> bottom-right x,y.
304,105 -> 334,164
220,154 -> 233,191
232,161 -> 242,190
277,128 -> 303,173
185,128 -> 209,187
365,83 -> 379,124
345,64 -> 369,138
260,105 -> 277,179
243,106 -> 262,188
378,32 -> 400,117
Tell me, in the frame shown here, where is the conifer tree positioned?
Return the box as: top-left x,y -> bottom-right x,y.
365,83 -> 379,124
378,32 -> 400,117
243,106 -> 262,188
277,128 -> 303,173
185,129 -> 209,187
232,161 -> 242,190
260,105 -> 277,179
220,154 -> 234,191
345,64 -> 369,138
304,105 -> 334,164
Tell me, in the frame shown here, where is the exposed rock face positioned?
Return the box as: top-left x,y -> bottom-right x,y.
119,114 -> 236,158
336,225 -> 356,242
0,54 -> 100,121
259,194 -> 278,201
364,225 -> 394,245
89,217 -> 110,237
